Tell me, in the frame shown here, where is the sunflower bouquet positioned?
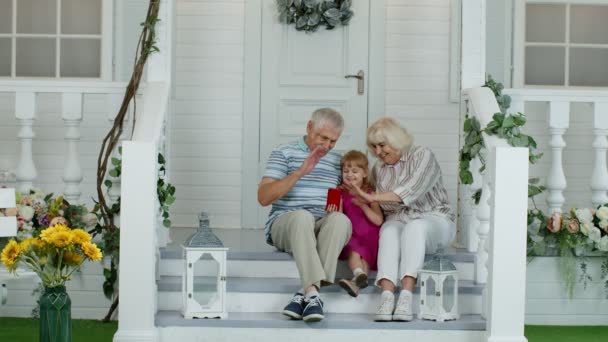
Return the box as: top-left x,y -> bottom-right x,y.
1,223 -> 102,287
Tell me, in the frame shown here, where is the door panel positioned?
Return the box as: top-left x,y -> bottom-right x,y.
258,0 -> 370,225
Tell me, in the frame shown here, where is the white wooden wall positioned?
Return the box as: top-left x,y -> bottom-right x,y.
169,0 -> 460,228
170,0 -> 245,228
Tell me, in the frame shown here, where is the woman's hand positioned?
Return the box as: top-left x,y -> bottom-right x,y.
343,181 -> 375,203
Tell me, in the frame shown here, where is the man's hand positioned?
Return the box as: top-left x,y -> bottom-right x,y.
258,146 -> 328,206
326,203 -> 340,213
298,146 -> 327,176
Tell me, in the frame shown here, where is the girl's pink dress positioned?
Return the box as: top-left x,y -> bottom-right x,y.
339,191 -> 381,270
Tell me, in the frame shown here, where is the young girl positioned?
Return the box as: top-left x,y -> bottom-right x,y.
329,150 -> 384,297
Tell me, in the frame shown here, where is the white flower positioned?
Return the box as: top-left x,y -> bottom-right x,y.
580,222 -> 593,236
18,206 -> 35,221
575,208 -> 594,224
596,206 -> 608,221
598,236 -> 608,252
600,219 -> 608,229
589,227 -> 602,243
82,213 -> 98,227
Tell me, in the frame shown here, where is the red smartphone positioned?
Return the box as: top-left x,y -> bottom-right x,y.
325,188 -> 341,210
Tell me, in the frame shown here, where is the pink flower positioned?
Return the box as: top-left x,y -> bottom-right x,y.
547,212 -> 562,233
567,219 -> 580,234
50,216 -> 68,227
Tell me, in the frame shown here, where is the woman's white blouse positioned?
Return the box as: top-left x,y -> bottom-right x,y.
373,145 -> 455,223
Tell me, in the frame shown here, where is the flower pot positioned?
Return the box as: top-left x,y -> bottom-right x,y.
39,285 -> 72,342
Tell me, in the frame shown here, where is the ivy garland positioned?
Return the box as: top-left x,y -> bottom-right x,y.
277,0 -> 354,33
458,75 -> 544,204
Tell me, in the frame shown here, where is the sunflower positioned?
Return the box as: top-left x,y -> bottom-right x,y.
70,229 -> 91,245
63,251 -> 83,264
19,238 -> 36,251
81,242 -> 102,261
1,240 -> 21,270
50,231 -> 72,248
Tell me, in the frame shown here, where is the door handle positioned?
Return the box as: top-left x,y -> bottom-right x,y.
345,70 -> 364,95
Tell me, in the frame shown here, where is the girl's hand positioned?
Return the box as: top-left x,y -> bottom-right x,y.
326,204 -> 339,213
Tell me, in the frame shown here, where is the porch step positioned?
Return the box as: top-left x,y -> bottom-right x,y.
159,249 -> 475,281
156,276 -> 483,314
156,311 -> 486,342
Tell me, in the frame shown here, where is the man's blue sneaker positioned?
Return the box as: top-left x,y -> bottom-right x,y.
282,293 -> 305,320
302,295 -> 324,322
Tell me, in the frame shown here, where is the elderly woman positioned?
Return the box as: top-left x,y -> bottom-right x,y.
344,117 -> 455,322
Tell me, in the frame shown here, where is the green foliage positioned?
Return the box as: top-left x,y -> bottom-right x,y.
277,0 -> 353,33
484,75 -> 512,114
157,153 -> 176,228
93,149 -> 176,300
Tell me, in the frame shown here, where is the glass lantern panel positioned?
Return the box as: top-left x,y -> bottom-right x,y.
192,252 -> 219,309
442,275 -> 456,312
425,276 -> 436,312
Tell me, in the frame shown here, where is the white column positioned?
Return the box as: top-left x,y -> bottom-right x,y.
546,101 -> 570,213
146,0 -> 173,83
460,0 -> 486,89
591,101 -> 608,207
61,93 -> 84,203
114,142 -> 159,342
15,92 -> 37,193
486,147 -> 529,342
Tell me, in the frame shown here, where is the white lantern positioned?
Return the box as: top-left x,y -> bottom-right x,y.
181,212 -> 228,319
418,251 -> 460,322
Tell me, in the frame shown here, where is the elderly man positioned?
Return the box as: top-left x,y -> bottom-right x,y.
258,108 -> 352,322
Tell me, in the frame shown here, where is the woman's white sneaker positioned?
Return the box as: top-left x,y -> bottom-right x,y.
392,292 -> 413,321
374,292 -> 395,322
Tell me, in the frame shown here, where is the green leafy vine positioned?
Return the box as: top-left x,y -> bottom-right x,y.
459,75 -> 544,204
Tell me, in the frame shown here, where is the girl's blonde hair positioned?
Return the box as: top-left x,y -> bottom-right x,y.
341,150 -> 374,192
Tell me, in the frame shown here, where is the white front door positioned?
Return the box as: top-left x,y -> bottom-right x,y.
258,0 -> 371,225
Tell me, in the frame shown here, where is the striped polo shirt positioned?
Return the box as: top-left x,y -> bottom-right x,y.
262,136 -> 341,245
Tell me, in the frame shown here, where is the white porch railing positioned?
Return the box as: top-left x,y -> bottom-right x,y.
504,88 -> 608,211
0,80 -> 129,202
114,1 -> 173,341
464,87 -> 529,342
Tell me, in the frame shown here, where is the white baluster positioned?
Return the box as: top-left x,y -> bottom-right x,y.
106,94 -> 129,205
466,157 -> 483,252
591,101 -> 608,207
15,92 -> 37,193
546,101 -> 570,213
475,169 -> 491,286
509,96 -> 525,117
61,93 -> 84,203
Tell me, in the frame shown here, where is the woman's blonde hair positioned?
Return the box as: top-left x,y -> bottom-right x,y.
341,150 -> 374,191
366,117 -> 413,155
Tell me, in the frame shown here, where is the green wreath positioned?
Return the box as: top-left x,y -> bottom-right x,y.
277,0 -> 354,33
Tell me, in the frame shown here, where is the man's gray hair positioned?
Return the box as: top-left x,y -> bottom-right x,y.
310,108 -> 344,133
